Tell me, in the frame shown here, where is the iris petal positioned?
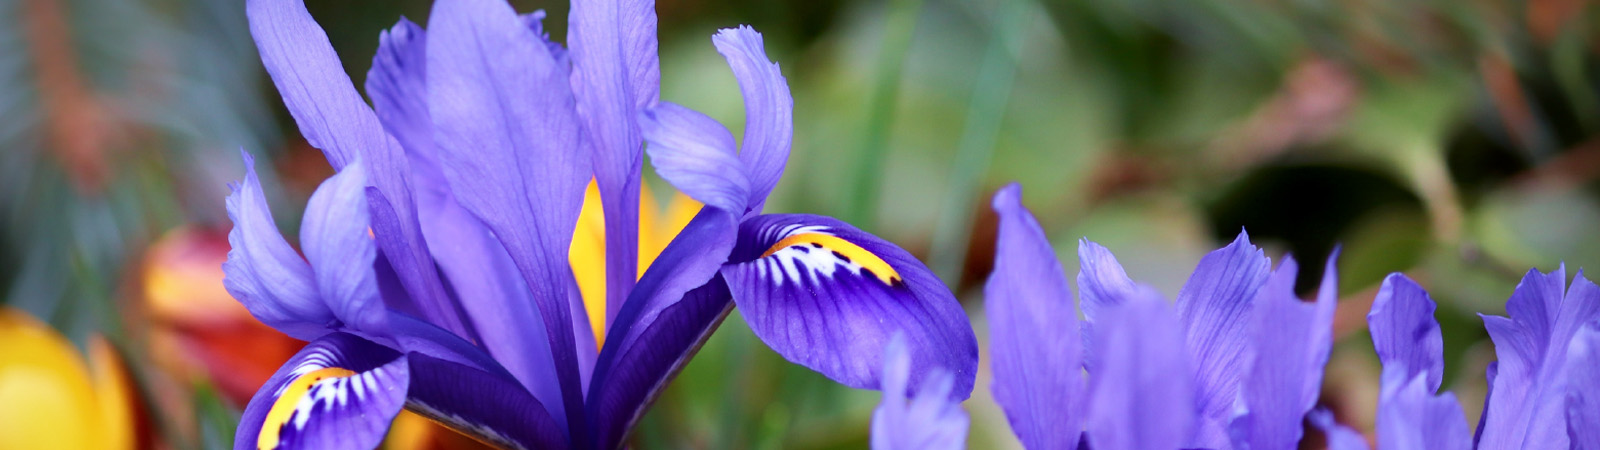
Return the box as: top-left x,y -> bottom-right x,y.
1233,255 -> 1338,449
1376,365 -> 1472,450
404,353 -> 568,450
710,26 -> 792,211
1173,232 -> 1271,447
985,184 -> 1083,449
639,102 -> 750,214
1075,239 -> 1135,372
1564,325 -> 1600,449
720,214 -> 978,398
425,0 -> 591,439
1368,274 -> 1447,393
236,333 -> 409,450
870,334 -> 968,450
301,160 -> 385,334
1084,288 -> 1193,450
1478,267 -> 1600,449
589,277 -> 733,450
570,0 -> 661,327
222,152 -> 330,341
364,16 -> 566,423
247,0 -> 465,338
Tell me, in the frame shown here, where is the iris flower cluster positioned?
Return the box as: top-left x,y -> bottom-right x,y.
1359,268 -> 1600,450
873,184 -> 1600,450
226,0 -> 1600,448
225,0 -> 977,448
876,184 -> 1357,449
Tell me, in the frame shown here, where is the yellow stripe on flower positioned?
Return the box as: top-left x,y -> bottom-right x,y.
761,233 -> 903,285
569,180 -> 609,347
0,307 -> 134,450
258,367 -> 358,450
568,179 -> 704,350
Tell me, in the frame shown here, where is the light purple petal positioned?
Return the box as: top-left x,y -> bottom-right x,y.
710,26 -> 793,211
301,161 -> 385,333
985,184 -> 1083,449
245,0 -> 384,170
589,274 -> 734,450
1084,288 -> 1195,450
404,353 -> 568,450
1478,267 -> 1600,449
1368,273 -> 1446,393
1309,409 -> 1370,450
639,102 -> 750,213
222,152 -> 330,341
1565,325 -> 1600,449
1175,232 -> 1271,447
1233,254 -> 1338,449
871,334 -> 969,450
363,16 -> 566,424
234,333 -> 409,450
570,0 -> 661,326
425,0 -> 591,439
1377,365 -> 1472,450
567,0 -> 659,110
720,214 -> 979,398
366,18 -> 433,168
1075,238 -> 1135,372
248,0 -> 463,337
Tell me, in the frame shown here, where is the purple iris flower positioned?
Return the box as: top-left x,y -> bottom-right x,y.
225,0 -> 978,448
909,183 -> 1359,450
1360,270 -> 1600,450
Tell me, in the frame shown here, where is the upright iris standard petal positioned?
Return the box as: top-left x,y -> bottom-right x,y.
236,333 -> 410,450
1565,325 -> 1600,449
245,0 -> 386,170
425,0 -> 591,440
1377,366 -> 1472,450
870,334 -> 968,450
1478,267 -> 1600,449
365,14 -> 568,426
570,0 -> 661,326
1084,288 -> 1194,450
710,26 -> 793,211
1233,255 -> 1338,449
248,0 -> 467,338
366,18 -> 433,168
222,153 -> 328,341
985,184 -> 1083,449
1369,274 -> 1447,392
1173,233 -> 1271,447
720,214 -> 979,398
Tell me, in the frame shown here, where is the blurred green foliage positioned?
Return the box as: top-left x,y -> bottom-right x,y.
3,0 -> 1598,447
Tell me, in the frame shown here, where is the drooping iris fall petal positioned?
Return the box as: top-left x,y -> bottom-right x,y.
721,214 -> 978,398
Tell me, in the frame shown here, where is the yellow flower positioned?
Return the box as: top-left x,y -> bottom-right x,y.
0,307 -> 135,450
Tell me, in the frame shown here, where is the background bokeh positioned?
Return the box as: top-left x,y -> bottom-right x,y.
2,0 -> 1598,447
